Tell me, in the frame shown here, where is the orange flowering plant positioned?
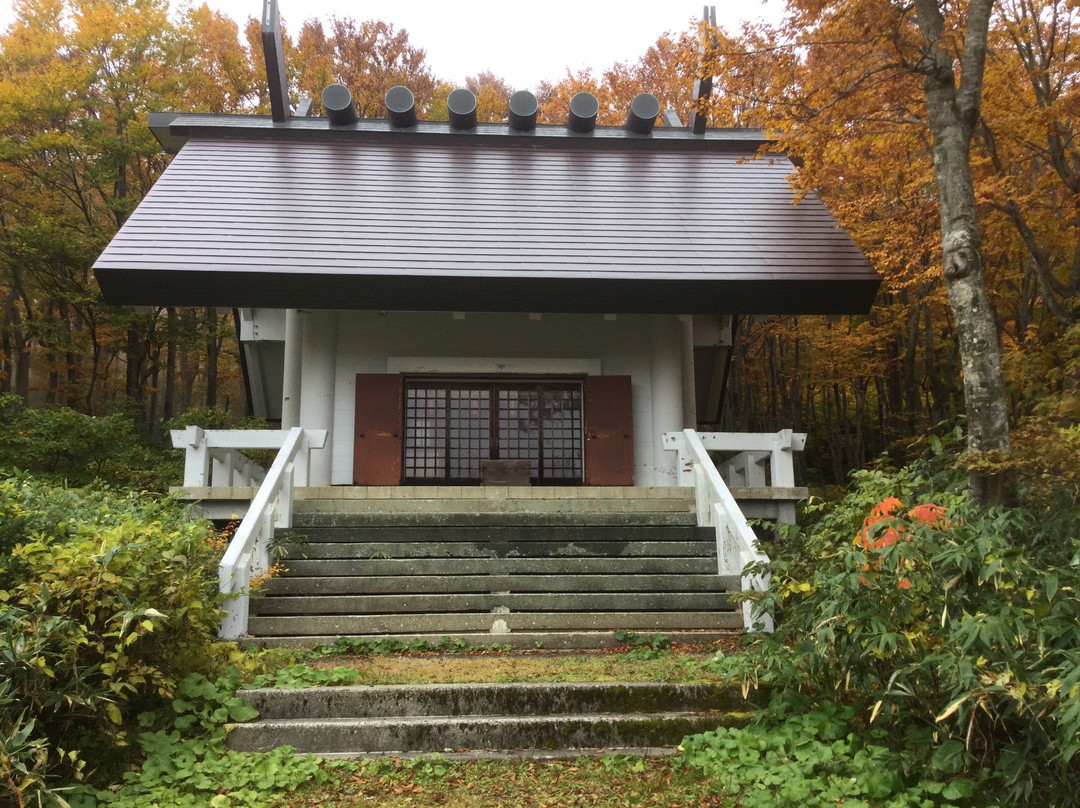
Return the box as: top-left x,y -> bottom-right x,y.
855,497 -> 953,590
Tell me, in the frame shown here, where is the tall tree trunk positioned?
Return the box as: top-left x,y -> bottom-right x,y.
913,0 -> 1015,506
126,323 -> 148,410
205,306 -> 220,409
178,309 -> 198,412
1,289 -> 18,396
163,307 -> 177,422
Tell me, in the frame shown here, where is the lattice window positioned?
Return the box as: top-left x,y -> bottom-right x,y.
497,387 -> 540,477
403,385 -> 447,480
403,379 -> 583,484
448,386 -> 491,480
541,386 -> 583,480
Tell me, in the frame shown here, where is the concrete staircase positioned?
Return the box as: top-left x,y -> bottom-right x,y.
248,486 -> 742,648
226,681 -> 752,757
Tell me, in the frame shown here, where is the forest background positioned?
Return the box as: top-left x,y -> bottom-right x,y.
1,0 -> 1079,489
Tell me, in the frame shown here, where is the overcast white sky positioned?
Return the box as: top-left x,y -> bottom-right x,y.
2,1 -> 784,91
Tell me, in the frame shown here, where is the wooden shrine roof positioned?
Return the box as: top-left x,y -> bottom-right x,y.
93,114 -> 880,314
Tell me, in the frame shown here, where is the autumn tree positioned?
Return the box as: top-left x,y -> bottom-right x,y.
466,71 -> 514,122
177,4 -> 257,114
537,31 -> 697,126
292,17 -> 437,117
912,0 -> 1014,505
0,0 -> 250,422
974,0 -> 1080,425
702,0 -> 1019,504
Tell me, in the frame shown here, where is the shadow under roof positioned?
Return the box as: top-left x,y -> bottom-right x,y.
92,114 -> 880,314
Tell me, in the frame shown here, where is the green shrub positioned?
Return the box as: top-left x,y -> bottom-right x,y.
0,476 -> 226,793
709,435 -> 1080,804
160,406 -> 234,434
0,677 -> 82,808
0,396 -> 182,492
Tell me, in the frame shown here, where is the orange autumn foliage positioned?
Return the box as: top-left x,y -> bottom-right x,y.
856,498 -> 949,589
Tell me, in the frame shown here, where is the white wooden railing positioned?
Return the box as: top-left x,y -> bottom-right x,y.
171,426 -> 326,639
662,429 -> 805,632
665,429 -> 807,489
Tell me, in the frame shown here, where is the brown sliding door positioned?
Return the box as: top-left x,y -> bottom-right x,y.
584,375 -> 634,485
353,373 -> 403,485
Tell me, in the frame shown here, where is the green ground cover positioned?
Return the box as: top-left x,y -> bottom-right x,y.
304,646 -> 727,685
286,755 -> 724,808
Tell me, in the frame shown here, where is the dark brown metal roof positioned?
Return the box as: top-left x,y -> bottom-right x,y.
93,116 -> 880,314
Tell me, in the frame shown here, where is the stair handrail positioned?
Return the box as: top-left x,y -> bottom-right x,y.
665,428 -> 774,632
216,426 -> 307,639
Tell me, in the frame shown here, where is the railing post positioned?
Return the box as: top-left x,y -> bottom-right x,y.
235,455 -> 254,487
255,512 -> 272,576
677,442 -> 693,487
722,455 -> 745,486
771,429 -> 796,487
693,463 -> 711,526
743,569 -> 775,633
176,426 -> 210,487
211,450 -> 234,487
293,438 -> 310,487
712,502 -> 729,576
275,462 -> 294,529
218,566 -> 247,641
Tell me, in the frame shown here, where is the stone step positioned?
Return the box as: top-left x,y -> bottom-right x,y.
281,540 -> 716,561
292,500 -> 696,522
239,682 -> 744,720
247,610 -> 742,637
248,498 -> 740,644
281,524 -> 712,542
262,573 -> 739,596
278,556 -> 717,577
226,682 -> 751,756
256,630 -> 737,650
250,591 -> 735,616
293,486 -> 693,503
226,711 -> 742,756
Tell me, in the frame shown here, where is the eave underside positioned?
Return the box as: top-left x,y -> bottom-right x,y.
96,268 -> 879,314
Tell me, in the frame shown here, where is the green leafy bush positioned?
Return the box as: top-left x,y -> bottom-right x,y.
159,406 -> 234,434
709,435 -> 1080,805
0,395 -> 182,491
0,476 -> 226,795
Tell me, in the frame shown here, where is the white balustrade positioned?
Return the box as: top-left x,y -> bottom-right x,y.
661,429 -> 804,632
170,426 -> 326,639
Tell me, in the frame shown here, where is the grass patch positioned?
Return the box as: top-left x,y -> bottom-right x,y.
303,650 -> 725,685
287,755 -> 724,808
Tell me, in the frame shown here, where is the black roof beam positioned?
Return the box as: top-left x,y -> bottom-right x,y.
262,0 -> 290,123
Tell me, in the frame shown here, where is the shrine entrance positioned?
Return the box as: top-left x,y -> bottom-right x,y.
353,373 -> 633,486
402,379 -> 583,484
